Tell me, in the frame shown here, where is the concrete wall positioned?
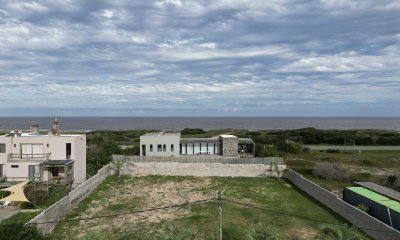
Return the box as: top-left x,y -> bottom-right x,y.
121,162 -> 285,177
283,169 -> 400,240
113,155 -> 286,177
27,164 -> 112,235
140,133 -> 180,157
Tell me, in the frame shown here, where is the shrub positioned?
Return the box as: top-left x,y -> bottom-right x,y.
353,172 -> 372,182
355,204 -> 370,214
181,128 -> 206,135
154,224 -> 197,240
326,149 -> 340,153
246,223 -> 280,240
312,162 -> 352,182
321,225 -> 365,240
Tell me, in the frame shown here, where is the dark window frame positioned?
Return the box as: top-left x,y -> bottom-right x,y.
0,143 -> 5,153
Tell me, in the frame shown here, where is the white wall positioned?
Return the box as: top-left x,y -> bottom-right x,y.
140,133 -> 180,157
0,134 -> 86,184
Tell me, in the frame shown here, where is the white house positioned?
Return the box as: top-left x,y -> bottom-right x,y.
0,119 -> 86,185
140,132 -> 181,157
140,132 -> 255,157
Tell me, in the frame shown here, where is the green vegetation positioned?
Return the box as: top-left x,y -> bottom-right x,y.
51,175 -> 369,240
181,128 -> 206,135
3,211 -> 40,224
0,224 -> 43,240
84,129 -> 400,193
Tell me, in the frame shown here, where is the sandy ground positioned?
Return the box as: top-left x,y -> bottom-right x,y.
71,177 -> 212,237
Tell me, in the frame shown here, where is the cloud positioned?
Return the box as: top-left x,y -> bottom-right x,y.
0,0 -> 399,116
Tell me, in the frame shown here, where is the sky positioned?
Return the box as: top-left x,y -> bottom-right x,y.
0,0 -> 399,117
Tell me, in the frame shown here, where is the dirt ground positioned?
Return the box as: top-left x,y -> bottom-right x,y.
72,177 -> 213,237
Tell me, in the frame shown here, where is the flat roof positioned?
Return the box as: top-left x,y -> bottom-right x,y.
347,187 -> 400,213
220,134 -> 238,138
180,138 -> 220,143
354,182 -> 400,202
1,133 -> 82,137
141,132 -> 180,137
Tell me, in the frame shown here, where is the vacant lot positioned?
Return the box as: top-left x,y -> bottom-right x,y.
51,175 -> 367,240
286,150 -> 400,192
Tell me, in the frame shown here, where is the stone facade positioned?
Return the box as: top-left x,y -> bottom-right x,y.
221,135 -> 239,157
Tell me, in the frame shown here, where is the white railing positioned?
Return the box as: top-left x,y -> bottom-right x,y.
7,153 -> 51,162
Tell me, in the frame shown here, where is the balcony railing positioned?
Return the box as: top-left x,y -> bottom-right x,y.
7,153 -> 51,162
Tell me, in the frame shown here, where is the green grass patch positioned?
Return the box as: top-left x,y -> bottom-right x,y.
51,175 -> 369,240
3,211 -> 39,224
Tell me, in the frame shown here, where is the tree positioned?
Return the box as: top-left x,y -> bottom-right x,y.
111,155 -> 135,177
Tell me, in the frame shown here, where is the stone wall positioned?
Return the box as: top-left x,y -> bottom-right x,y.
221,137 -> 239,157
284,169 -> 400,240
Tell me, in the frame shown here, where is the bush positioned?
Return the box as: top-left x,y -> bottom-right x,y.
181,128 -> 206,135
275,141 -> 304,154
246,223 -> 280,240
312,162 -> 352,182
326,149 -> 340,153
356,204 -> 370,214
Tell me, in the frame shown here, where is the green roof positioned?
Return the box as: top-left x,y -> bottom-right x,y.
347,187 -> 400,213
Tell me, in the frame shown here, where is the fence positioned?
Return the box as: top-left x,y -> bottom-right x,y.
283,169 -> 400,240
117,155 -> 285,165
26,164 -> 112,235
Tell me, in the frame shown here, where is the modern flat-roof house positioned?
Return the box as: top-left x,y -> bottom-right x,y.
0,119 -> 86,185
140,132 -> 255,157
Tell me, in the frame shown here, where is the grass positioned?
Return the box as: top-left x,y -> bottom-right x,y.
285,150 -> 400,192
288,150 -> 400,168
2,211 -> 40,224
50,175 -> 369,240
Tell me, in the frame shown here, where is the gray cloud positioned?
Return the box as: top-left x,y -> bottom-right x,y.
0,0 -> 399,116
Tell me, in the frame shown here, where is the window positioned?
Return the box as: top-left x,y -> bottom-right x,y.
157,144 -> 162,152
0,144 -> 5,153
150,144 -> 153,152
21,143 -> 44,155
51,167 -> 59,177
171,144 -> 174,152
163,144 -> 166,152
11,165 -> 19,168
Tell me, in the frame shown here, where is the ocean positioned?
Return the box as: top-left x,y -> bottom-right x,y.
0,117 -> 399,131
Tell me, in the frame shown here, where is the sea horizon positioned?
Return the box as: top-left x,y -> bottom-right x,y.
0,116 -> 399,132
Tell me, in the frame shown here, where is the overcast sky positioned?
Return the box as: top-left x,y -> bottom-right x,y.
0,0 -> 399,117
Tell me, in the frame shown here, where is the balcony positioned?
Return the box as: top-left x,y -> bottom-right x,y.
7,153 -> 51,162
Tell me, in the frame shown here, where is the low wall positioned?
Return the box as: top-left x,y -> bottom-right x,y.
113,155 -> 286,177
117,155 -> 285,165
283,169 -> 400,240
26,164 -> 112,235
123,162 -> 286,177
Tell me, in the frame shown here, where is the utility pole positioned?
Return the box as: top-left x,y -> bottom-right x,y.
217,191 -> 222,240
